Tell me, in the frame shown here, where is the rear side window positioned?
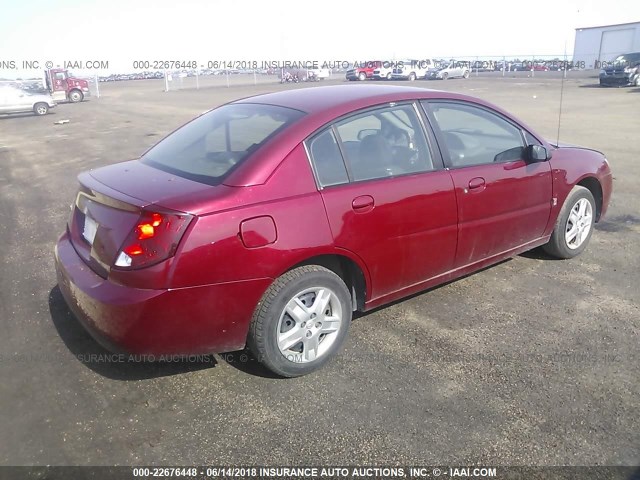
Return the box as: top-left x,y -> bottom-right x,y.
307,129 -> 349,187
142,103 -> 304,185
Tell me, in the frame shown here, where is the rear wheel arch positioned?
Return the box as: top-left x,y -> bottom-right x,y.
285,254 -> 368,312
576,176 -> 603,221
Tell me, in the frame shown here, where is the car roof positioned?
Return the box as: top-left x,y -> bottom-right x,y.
233,84 -> 446,116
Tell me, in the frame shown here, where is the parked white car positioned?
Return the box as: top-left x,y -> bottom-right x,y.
391,59 -> 435,81
0,86 -> 56,115
372,62 -> 394,80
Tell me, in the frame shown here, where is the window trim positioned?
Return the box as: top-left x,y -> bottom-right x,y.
303,101 -> 443,189
420,99 -> 544,170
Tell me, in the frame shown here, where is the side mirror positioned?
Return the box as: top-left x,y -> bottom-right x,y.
525,144 -> 551,162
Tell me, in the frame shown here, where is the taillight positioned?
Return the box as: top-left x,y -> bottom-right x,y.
114,210 -> 193,269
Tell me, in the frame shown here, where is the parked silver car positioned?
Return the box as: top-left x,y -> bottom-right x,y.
425,62 -> 470,80
0,86 -> 56,116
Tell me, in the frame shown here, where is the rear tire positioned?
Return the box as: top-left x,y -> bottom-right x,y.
408,72 -> 416,81
543,186 -> 596,259
463,70 -> 470,79
358,72 -> 366,81
33,103 -> 49,116
247,265 -> 352,377
442,72 -> 449,80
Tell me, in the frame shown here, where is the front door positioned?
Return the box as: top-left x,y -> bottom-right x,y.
49,70 -> 68,102
422,100 -> 552,267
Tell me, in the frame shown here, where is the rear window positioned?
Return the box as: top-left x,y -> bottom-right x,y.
142,103 -> 304,185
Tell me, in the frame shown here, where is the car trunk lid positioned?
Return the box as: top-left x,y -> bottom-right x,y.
67,160 -> 234,277
68,173 -> 145,278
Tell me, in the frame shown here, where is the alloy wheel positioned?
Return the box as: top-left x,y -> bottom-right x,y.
565,198 -> 593,249
277,287 -> 343,363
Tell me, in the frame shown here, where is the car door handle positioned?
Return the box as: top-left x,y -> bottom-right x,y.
352,195 -> 375,213
467,177 -> 486,192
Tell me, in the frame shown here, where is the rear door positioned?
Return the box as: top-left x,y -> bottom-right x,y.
422,100 -> 552,267
307,103 -> 458,301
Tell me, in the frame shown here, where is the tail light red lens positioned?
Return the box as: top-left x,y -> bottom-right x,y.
114,210 -> 193,269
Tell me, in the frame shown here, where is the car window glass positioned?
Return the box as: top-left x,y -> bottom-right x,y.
142,103 -> 304,185
307,129 -> 349,187
335,104 -> 434,181
524,131 -> 540,146
426,102 -> 525,167
205,113 -> 288,152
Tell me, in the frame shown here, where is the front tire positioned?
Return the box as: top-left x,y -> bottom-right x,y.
543,186 -> 596,259
248,265 -> 352,377
358,72 -> 366,81
69,89 -> 84,102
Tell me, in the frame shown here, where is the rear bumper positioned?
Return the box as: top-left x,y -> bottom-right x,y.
54,230 -> 271,355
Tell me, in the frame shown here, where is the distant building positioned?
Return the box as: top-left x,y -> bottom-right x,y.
573,21 -> 640,69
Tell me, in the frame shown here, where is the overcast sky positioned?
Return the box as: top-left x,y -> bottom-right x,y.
0,0 -> 638,76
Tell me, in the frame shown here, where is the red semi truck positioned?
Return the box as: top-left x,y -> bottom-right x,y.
44,68 -> 91,103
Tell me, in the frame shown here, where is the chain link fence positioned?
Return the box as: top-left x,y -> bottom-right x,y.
1,53 -> 599,99
163,70 -> 283,91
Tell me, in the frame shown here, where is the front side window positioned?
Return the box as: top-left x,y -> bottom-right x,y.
142,103 -> 304,185
334,104 -> 434,181
425,101 -> 525,167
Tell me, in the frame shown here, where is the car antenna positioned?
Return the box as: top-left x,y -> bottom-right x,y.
556,40 -> 568,146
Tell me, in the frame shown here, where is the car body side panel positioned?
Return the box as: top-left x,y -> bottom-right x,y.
169,145 -> 335,289
320,171 -> 458,301
366,235 -> 549,311
544,147 -> 613,235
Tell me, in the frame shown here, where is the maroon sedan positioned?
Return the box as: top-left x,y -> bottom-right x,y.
54,85 -> 612,377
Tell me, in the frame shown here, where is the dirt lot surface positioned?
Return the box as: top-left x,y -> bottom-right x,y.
0,72 -> 638,466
